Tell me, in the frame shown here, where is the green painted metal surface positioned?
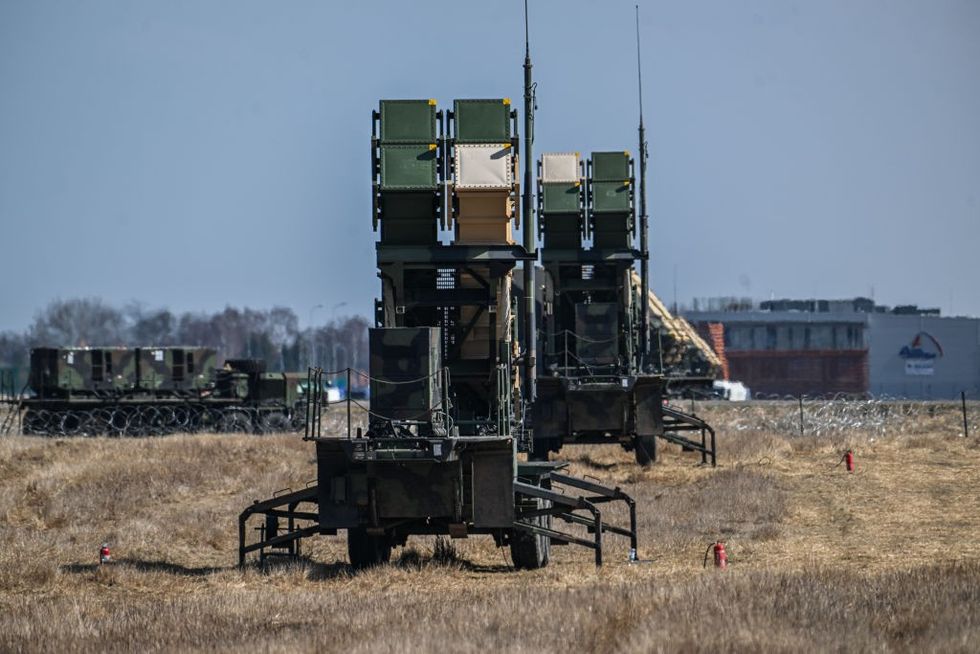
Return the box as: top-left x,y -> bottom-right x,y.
541,214 -> 581,249
380,217 -> 438,245
541,183 -> 580,213
379,145 -> 438,190
369,327 -> 443,421
574,302 -> 620,364
379,100 -> 437,144
454,99 -> 511,143
591,151 -> 630,181
591,181 -> 631,213
380,191 -> 438,220
592,214 -> 632,249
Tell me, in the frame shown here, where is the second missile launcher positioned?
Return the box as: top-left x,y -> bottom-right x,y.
533,151 -> 716,466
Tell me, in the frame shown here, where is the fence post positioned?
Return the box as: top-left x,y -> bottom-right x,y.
963,390 -> 969,437
799,395 -> 804,436
304,367 -> 311,440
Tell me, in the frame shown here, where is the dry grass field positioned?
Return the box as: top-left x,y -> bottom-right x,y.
1,402 -> 979,652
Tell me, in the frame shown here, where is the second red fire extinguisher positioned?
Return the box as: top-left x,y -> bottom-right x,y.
703,541 -> 728,569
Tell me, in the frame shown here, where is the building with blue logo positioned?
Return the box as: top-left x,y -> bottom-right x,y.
683,298 -> 980,399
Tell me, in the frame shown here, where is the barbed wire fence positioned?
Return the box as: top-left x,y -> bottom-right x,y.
4,382 -> 977,440
689,396 -> 979,439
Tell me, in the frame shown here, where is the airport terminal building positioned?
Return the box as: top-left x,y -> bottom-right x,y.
684,298 -> 980,399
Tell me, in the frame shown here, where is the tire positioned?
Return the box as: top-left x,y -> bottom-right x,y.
528,438 -> 559,462
634,434 -> 657,467
511,498 -> 551,570
347,528 -> 392,569
528,447 -> 549,462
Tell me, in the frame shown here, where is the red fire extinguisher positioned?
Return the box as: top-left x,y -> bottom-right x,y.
845,449 -> 854,473
703,541 -> 727,569
100,543 -> 111,565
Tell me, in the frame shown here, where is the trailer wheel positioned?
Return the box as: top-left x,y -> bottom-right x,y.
347,528 -> 391,569
634,434 -> 657,466
511,500 -> 551,569
527,439 -> 558,462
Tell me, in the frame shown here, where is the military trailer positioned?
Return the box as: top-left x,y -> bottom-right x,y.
533,149 -> 716,466
239,94 -> 639,570
12,347 -> 306,436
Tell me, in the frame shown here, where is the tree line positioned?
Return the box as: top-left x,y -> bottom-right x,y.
0,297 -> 368,382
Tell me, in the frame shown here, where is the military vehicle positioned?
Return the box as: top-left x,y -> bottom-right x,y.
639,272 -> 725,387
9,346 -> 307,436
528,9 -> 717,466
238,11 -> 718,569
532,150 -> 716,466
240,67 -> 642,568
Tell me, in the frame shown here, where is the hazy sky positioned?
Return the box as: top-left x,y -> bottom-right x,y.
2,0 -> 978,332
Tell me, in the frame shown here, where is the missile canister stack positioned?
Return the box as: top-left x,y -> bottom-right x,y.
238,99 -> 640,570
533,150 -> 717,466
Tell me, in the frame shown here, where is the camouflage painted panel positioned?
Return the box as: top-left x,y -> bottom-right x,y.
195,350 -> 218,388
102,348 -> 137,391
137,347 -> 216,391
29,347 -> 137,394
282,372 -> 306,405
255,373 -> 300,404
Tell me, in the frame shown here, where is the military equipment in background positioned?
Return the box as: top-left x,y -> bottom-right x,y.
638,272 -> 725,389
532,149 -> 716,466
238,92 -> 640,571
6,346 -> 307,436
529,11 -> 717,466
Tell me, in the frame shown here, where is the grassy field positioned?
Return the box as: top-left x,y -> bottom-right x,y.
1,402 -> 979,652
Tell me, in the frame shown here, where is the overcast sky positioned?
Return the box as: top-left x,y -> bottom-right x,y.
1,0 -> 978,332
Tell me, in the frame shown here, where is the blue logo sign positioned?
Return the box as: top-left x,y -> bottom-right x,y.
899,332 -> 943,360
900,332 -> 942,376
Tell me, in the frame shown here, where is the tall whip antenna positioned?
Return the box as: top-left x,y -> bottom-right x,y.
636,4 -> 644,123
525,0 -> 530,55
635,4 -> 651,367
522,0 -> 537,400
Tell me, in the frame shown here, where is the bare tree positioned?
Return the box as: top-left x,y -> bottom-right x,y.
7,298 -> 369,377
29,298 -> 125,346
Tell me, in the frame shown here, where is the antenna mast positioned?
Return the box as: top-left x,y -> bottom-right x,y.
522,0 -> 537,400
635,5 -> 651,367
